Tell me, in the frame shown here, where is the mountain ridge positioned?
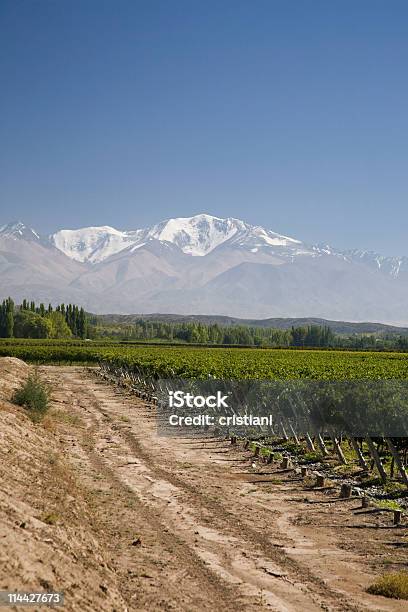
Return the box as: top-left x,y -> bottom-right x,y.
94,313 -> 408,336
2,215 -> 407,269
48,213 -> 307,262
1,214 -> 408,323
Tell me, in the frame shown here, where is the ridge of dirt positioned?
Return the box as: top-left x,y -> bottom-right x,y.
0,357 -> 30,401
0,358 -> 127,611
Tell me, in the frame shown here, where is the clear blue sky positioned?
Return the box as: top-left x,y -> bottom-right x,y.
1,0 -> 407,254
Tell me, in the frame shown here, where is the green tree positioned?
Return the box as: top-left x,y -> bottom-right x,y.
0,297 -> 15,338
14,310 -> 53,339
78,307 -> 87,339
47,311 -> 72,338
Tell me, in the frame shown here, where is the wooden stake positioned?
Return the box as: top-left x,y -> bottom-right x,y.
316,433 -> 330,456
361,496 -> 369,508
340,483 -> 352,498
366,437 -> 387,484
394,510 -> 402,525
332,436 -> 347,464
315,474 -> 325,487
281,457 -> 291,469
305,433 -> 315,452
349,436 -> 368,470
288,422 -> 300,445
280,421 -> 289,441
385,438 -> 408,487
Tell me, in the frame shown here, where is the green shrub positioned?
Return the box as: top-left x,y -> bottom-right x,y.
12,372 -> 50,421
367,572 -> 408,599
13,310 -> 53,339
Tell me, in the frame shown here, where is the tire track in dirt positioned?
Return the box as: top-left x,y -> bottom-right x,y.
72,375 -> 361,611
42,367 -> 406,612
51,370 -> 316,611
86,427 -> 243,611
45,375 -> 241,611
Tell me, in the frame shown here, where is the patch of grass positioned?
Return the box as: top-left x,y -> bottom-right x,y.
377,500 -> 404,512
280,441 -> 305,454
12,371 -> 50,422
367,572 -> 408,600
382,558 -> 399,566
360,476 -> 382,488
360,477 -> 407,495
50,409 -> 82,426
41,512 -> 59,525
340,441 -> 362,464
302,451 -> 322,463
333,463 -> 362,476
383,481 -> 407,494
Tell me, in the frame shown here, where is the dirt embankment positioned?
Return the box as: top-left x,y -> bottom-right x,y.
1,359 -> 407,611
0,358 -> 126,611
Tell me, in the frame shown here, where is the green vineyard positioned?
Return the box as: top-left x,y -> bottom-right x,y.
2,338 -> 408,497
2,339 -> 408,380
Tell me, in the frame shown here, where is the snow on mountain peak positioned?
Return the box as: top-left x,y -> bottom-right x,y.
51,226 -> 143,263
250,225 -> 301,247
2,214 -> 407,286
49,214 -> 305,262
147,214 -> 246,256
0,221 -> 40,241
145,214 -> 303,256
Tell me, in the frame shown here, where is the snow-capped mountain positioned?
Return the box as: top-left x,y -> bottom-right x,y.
50,214 -> 309,263
0,221 -> 41,242
346,249 -> 408,278
1,214 -> 408,323
147,214 -> 245,256
145,214 -> 302,256
51,226 -> 144,263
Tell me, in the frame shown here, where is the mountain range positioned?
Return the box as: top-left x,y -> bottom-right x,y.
1,214 -> 408,324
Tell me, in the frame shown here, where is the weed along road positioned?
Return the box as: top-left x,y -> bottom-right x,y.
26,365 -> 404,611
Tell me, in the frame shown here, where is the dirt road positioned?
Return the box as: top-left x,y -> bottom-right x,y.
39,366 -> 406,611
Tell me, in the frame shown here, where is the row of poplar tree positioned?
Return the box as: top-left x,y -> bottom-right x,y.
0,297 -> 87,339
90,317 -> 338,347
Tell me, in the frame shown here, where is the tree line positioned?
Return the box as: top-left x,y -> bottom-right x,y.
2,299 -> 408,349
88,318 -> 338,347
0,298 -> 87,339
88,317 -> 408,350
